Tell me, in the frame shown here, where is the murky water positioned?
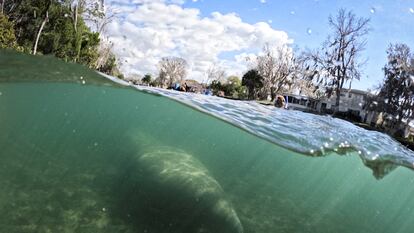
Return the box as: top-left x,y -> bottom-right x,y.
1,51 -> 414,233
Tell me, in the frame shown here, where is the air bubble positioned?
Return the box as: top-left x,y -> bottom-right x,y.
370,8 -> 375,14
290,11 -> 295,15
81,80 -> 86,85
94,142 -> 99,147
306,28 -> 312,35
0,92 -> 2,96
410,8 -> 414,14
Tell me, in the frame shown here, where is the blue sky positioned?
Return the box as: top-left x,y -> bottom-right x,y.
106,0 -> 413,91
181,0 -> 414,90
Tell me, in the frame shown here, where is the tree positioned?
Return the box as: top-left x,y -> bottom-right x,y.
308,9 -> 370,113
206,64 -> 226,84
225,76 -> 242,98
0,13 -> 17,49
227,76 -> 241,87
158,56 -> 187,88
33,0 -> 51,55
242,69 -> 264,100
254,44 -> 300,100
2,0 -> 100,66
142,74 -> 152,84
376,43 -> 414,132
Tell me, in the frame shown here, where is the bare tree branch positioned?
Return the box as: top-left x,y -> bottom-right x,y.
158,57 -> 188,88
306,9 -> 370,113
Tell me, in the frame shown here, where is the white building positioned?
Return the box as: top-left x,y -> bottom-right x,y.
315,89 -> 369,120
285,94 -> 318,112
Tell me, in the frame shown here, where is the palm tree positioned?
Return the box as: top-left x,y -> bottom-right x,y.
242,69 -> 264,100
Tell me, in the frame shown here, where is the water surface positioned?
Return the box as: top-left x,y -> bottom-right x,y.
1,51 -> 414,233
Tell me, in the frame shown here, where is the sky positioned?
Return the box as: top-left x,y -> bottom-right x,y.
104,0 -> 414,91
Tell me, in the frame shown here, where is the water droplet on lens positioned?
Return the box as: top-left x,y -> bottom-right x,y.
370,8 -> 375,14
94,142 -> 99,147
81,80 -> 86,85
0,92 -> 2,96
290,11 -> 295,15
307,28 -> 312,35
268,19 -> 272,24
80,76 -> 83,80
310,149 -> 315,154
410,8 -> 414,14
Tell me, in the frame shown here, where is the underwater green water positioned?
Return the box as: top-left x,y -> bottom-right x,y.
1,51 -> 414,233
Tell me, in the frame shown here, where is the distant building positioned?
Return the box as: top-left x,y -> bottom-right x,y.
284,94 -> 318,112
315,89 -> 369,121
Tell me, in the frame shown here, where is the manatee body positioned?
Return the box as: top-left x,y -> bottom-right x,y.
133,149 -> 243,233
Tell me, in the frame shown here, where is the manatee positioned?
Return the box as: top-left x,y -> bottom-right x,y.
122,148 -> 243,233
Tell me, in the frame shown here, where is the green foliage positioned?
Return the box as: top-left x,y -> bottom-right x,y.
377,43 -> 414,127
0,14 -> 18,49
235,85 -> 248,100
208,76 -> 247,99
3,0 -> 100,67
117,74 -> 125,80
209,80 -> 223,95
242,69 -> 264,100
227,76 -> 241,87
98,53 -> 117,74
142,74 -> 152,84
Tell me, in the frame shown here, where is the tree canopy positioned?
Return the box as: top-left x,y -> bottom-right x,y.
0,14 -> 17,49
0,0 -> 119,73
377,43 -> 414,126
242,69 -> 264,100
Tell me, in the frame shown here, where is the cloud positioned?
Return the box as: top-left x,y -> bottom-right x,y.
105,0 -> 292,81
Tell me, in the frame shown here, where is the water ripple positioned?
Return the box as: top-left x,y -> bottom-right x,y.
100,73 -> 414,179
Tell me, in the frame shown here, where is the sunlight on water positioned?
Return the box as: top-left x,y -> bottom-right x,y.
1,51 -> 414,233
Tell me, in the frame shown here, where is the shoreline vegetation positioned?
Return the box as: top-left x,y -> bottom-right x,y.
0,0 -> 124,78
1,2 -> 413,150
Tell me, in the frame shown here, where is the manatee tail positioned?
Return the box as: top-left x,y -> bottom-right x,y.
211,199 -> 244,233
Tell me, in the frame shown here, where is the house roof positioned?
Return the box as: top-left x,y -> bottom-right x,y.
341,88 -> 369,95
